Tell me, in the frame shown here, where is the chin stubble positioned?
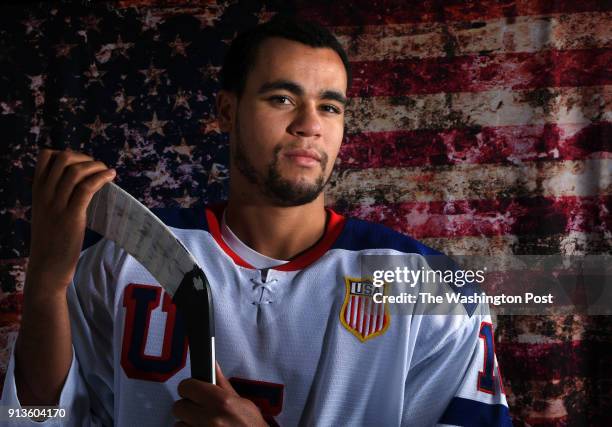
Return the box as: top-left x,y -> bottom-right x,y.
232,117 -> 330,206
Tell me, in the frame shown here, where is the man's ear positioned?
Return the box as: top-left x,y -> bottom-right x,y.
216,90 -> 237,133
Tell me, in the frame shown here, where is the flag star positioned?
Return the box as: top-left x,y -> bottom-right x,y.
139,9 -> 164,31
173,189 -> 199,207
139,63 -> 165,85
86,115 -> 111,140
117,138 -> 136,164
169,35 -> 191,57
193,6 -> 223,29
144,112 -> 168,136
113,89 -> 135,112
84,63 -> 106,87
164,137 -> 195,157
8,200 -> 30,222
54,41 -> 77,58
96,35 -> 134,63
173,88 -> 191,111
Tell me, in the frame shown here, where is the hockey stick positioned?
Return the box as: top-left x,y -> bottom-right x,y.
86,182 -> 216,384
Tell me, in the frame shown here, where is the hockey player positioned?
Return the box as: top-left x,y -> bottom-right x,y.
2,15 -> 512,426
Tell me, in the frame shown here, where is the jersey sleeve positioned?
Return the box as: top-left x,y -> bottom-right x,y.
0,236 -> 123,426
436,313 -> 512,427
401,309 -> 512,427
0,345 -> 97,426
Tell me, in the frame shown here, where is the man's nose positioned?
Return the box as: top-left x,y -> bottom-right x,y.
287,104 -> 322,138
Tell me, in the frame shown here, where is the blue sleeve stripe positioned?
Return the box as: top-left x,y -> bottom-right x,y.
439,397 -> 513,427
332,218 -> 439,254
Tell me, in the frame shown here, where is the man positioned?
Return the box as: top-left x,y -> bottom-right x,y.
1,15 -> 511,426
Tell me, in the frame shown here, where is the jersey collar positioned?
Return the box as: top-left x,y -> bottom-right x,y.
205,204 -> 346,271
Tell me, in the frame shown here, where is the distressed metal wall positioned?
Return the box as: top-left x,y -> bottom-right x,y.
0,1 -> 610,425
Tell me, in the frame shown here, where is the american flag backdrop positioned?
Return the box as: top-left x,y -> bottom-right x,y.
0,1 -> 610,425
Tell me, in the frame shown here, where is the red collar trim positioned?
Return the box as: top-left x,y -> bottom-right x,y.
204,204 -> 346,271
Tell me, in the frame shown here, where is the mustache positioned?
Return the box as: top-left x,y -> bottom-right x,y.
273,142 -> 329,165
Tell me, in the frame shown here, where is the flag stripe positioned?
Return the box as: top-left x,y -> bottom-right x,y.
361,297 -> 368,335
336,12 -> 612,61
419,232 -> 612,256
356,297 -> 363,333
490,377 -> 608,424
341,195 -> 610,239
339,122 -> 612,169
497,317 -> 587,344
364,297 -> 372,336
296,0 -> 612,26
349,48 -> 612,97
497,341 -> 612,380
369,299 -> 377,335
346,86 -> 612,133
345,296 -> 352,324
327,159 -> 612,204
377,302 -> 384,331
360,297 -> 368,335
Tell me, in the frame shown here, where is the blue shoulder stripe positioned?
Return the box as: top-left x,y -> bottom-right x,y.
332,217 -> 439,255
439,397 -> 513,427
81,206 -> 209,252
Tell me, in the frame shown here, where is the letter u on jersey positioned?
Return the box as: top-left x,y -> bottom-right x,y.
340,277 -> 390,342
121,283 -> 189,382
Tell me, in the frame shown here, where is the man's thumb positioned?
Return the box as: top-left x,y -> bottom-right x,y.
215,361 -> 238,395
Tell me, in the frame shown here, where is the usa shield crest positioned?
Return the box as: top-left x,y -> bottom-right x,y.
340,277 -> 390,342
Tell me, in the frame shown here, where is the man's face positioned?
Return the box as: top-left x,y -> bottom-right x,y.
220,37 -> 348,206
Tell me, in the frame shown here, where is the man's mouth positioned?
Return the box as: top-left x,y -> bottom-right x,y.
283,148 -> 322,167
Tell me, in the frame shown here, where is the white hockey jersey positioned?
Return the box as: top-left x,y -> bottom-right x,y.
2,205 -> 512,426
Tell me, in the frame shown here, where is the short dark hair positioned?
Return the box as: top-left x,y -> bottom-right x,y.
220,14 -> 352,97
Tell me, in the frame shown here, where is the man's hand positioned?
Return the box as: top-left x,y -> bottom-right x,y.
172,363 -> 268,427
27,148 -> 116,291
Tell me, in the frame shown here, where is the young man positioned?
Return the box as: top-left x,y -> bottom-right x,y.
2,16 -> 511,426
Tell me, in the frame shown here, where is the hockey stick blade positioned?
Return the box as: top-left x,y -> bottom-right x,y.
86,182 -> 216,384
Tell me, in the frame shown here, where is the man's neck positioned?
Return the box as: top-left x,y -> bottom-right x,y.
224,195 -> 328,261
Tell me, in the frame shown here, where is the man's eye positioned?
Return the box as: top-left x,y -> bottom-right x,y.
270,96 -> 292,105
322,105 -> 342,114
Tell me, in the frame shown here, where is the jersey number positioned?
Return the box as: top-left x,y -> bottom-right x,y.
477,321 -> 505,395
